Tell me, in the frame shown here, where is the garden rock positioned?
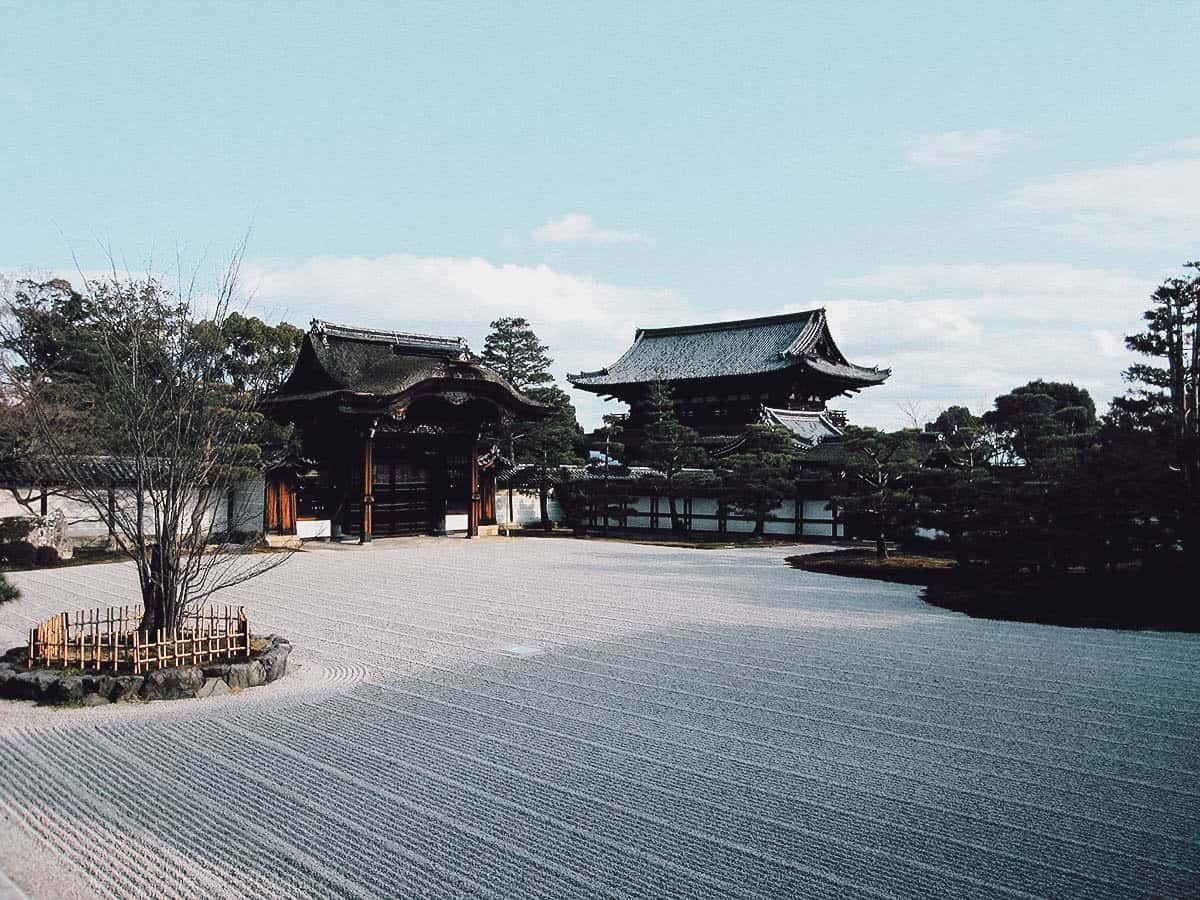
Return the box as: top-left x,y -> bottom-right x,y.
10,670 -> 60,702
258,639 -> 291,682
2,645 -> 26,665
1,633 -> 291,706
110,675 -> 144,702
196,677 -> 231,699
139,667 -> 204,701
82,674 -> 117,698
49,675 -> 85,704
225,660 -> 266,689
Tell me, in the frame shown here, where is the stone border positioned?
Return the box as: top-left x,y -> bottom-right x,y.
0,635 -> 291,706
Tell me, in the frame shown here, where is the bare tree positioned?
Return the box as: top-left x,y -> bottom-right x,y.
897,399 -> 930,431
0,247 -> 292,633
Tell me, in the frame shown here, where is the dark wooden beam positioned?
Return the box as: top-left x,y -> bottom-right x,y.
360,429 -> 374,544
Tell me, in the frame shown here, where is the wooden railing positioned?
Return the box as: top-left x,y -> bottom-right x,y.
28,605 -> 251,674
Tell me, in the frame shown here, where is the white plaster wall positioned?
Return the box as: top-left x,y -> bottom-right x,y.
0,477 -> 266,546
588,492 -> 840,538
495,490 -> 564,527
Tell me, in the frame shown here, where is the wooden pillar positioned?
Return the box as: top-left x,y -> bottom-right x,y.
330,447 -> 349,541
467,446 -> 479,539
360,431 -> 374,543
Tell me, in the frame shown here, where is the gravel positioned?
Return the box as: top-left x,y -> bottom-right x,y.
0,538 -> 1197,898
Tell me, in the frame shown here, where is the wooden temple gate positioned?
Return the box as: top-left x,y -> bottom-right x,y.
259,322 -> 547,544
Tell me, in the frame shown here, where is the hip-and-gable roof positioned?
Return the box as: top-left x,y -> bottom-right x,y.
568,309 -> 889,391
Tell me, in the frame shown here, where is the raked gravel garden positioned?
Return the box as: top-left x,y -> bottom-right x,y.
0,538 -> 1198,898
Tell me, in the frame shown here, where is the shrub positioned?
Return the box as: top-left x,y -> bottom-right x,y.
0,517 -> 36,543
1,541 -> 37,567
0,574 -> 17,604
34,545 -> 60,567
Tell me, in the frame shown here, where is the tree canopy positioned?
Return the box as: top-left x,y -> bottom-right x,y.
719,423 -> 803,536
0,266 -> 297,633
836,426 -> 929,558
515,384 -> 584,528
637,381 -> 706,531
1110,261 -> 1200,566
480,316 -> 554,392
983,380 -> 1096,465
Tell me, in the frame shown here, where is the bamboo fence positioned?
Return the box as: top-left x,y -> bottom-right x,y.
28,605 -> 251,674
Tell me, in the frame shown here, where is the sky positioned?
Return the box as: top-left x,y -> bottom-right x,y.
3,2 -> 1200,430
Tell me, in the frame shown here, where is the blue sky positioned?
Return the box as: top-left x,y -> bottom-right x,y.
4,2 -> 1199,428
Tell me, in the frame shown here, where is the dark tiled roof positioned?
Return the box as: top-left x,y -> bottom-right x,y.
569,309 -> 889,389
761,407 -> 843,448
797,437 -> 849,466
265,320 -> 547,417
0,455 -> 152,488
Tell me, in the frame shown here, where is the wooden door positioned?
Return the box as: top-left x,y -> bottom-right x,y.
265,473 -> 297,534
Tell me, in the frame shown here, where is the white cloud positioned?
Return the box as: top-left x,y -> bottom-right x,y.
1009,156 -> 1200,243
833,263 -> 1148,319
812,262 -> 1156,429
532,213 -> 642,244
904,129 -> 1025,169
10,254 -> 1159,433
240,253 -> 688,427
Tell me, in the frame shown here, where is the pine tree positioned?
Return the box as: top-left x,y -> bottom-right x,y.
480,317 -> 554,391
516,385 -> 584,528
918,406 -> 996,568
587,414 -> 628,535
720,424 -> 803,536
835,427 -> 928,558
479,317 -> 555,466
1114,263 -> 1200,565
638,381 -> 705,531
983,381 -> 1098,573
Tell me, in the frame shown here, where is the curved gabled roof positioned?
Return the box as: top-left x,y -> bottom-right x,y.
264,320 -> 548,418
761,406 -> 844,447
568,309 -> 889,390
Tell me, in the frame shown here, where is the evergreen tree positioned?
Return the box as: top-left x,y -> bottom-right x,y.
919,406 -> 995,568
480,317 -> 554,391
638,381 -> 705,531
835,427 -> 928,558
983,380 -> 1096,466
191,312 -> 304,391
982,381 -> 1098,573
1113,262 -> 1200,565
516,385 -> 584,528
479,316 -> 555,463
720,424 -> 804,536
587,413 -> 628,534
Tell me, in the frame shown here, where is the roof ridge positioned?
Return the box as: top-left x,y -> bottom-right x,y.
310,320 -> 468,350
634,308 -> 822,339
